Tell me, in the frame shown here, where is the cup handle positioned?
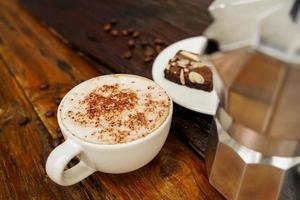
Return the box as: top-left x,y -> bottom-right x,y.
46,139 -> 96,186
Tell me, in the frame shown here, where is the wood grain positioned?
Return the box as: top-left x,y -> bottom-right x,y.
19,0 -> 214,154
0,59 -> 91,199
0,0 -> 223,199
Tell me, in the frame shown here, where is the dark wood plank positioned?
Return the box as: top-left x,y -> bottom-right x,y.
19,0 -> 213,156
0,0 -> 223,199
0,59 -> 93,200
19,0 -> 212,76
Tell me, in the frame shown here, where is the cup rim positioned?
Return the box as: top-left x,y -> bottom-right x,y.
57,74 -> 173,149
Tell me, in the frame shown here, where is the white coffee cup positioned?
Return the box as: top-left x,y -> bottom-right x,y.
46,74 -> 173,186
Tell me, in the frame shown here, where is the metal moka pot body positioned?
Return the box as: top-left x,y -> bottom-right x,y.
206,108 -> 300,200
204,1 -> 300,199
204,49 -> 300,200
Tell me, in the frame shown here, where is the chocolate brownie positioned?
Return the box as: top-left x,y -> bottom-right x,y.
164,50 -> 213,92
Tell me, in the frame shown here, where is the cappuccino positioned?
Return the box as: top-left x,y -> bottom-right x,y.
59,74 -> 170,144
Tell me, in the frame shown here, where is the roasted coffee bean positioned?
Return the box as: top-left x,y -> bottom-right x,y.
127,39 -> 135,48
18,117 -> 30,126
56,128 -> 63,139
54,97 -> 62,105
144,47 -> 155,57
110,29 -> 119,37
123,51 -> 132,59
58,134 -> 64,140
45,111 -> 54,118
140,40 -> 148,47
103,23 -> 112,32
39,83 -> 49,90
110,19 -> 117,25
132,31 -> 140,38
155,45 -> 162,53
144,56 -> 153,63
154,38 -> 165,45
127,28 -> 134,34
121,29 -> 128,36
56,127 -> 61,133
50,138 -> 61,147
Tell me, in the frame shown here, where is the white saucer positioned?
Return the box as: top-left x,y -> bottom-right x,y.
152,36 -> 220,115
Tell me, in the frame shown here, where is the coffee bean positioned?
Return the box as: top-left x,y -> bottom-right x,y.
58,134 -> 64,140
39,83 -> 49,90
18,117 -> 30,126
144,56 -> 153,63
155,45 -> 162,53
154,38 -> 165,45
110,29 -> 119,37
144,47 -> 155,57
123,51 -> 132,59
121,29 -> 128,36
103,23 -> 112,32
45,111 -> 54,118
141,40 -> 148,47
127,28 -> 134,34
54,97 -> 62,105
110,19 -> 117,25
56,127 -> 61,133
50,138 -> 61,147
127,39 -> 135,48
132,31 -> 140,38
56,127 -> 63,139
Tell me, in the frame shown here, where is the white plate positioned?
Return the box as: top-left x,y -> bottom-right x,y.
152,36 -> 220,115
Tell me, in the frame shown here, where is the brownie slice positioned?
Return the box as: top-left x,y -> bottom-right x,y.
164,50 -> 213,92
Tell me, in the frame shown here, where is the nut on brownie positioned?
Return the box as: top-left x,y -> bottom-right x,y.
164,50 -> 213,91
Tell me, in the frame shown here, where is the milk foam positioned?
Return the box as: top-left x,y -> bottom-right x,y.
59,74 -> 170,144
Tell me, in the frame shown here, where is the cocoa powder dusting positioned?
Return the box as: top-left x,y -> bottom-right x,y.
64,82 -> 170,144
81,84 -> 138,120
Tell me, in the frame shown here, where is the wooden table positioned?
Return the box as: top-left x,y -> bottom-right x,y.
0,0 -> 223,199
